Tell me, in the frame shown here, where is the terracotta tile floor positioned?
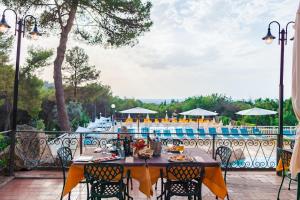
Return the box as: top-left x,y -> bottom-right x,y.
0,171 -> 297,200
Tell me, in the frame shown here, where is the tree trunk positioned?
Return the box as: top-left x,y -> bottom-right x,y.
53,5 -> 78,131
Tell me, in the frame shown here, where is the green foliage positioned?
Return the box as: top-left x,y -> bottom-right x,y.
63,46 -> 100,99
22,47 -> 53,76
220,116 -> 230,126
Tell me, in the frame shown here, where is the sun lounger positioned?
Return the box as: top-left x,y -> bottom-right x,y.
208,127 -> 217,137
239,128 -> 250,139
221,127 -> 231,138
141,127 -> 149,138
252,127 -> 267,138
186,128 -> 196,139
230,128 -> 242,138
162,129 -> 172,138
283,129 -> 296,139
198,128 -> 206,138
175,128 -> 185,139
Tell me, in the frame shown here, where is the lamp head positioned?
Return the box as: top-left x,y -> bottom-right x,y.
29,23 -> 41,40
0,14 -> 10,32
111,104 -> 116,109
262,28 -> 276,44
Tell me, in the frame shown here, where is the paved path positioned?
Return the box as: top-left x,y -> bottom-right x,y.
0,171 -> 297,200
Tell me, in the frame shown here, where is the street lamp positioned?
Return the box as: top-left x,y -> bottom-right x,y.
0,8 -> 41,176
262,20 -> 294,166
111,104 -> 116,131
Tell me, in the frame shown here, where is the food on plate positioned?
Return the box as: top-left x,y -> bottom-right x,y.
138,148 -> 153,159
169,154 -> 192,162
166,145 -> 184,152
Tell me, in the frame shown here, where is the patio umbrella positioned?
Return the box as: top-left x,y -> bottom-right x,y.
180,108 -> 218,129
236,107 -> 277,116
290,4 -> 300,196
120,107 -> 157,132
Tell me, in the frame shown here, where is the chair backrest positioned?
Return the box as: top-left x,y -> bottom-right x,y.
57,147 -> 73,168
84,163 -> 124,183
166,163 -> 203,181
240,128 -> 248,136
175,128 -> 183,134
230,128 -> 239,134
278,148 -> 292,171
253,127 -> 261,135
198,128 -> 205,136
163,129 -> 171,136
215,146 -> 232,168
208,127 -> 217,135
221,127 -> 229,135
154,130 -> 161,136
141,127 -> 149,133
290,140 -> 295,149
186,128 -> 194,136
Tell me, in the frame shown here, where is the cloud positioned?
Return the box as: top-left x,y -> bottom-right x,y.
11,0 -> 299,99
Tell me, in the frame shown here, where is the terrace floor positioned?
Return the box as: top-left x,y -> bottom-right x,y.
0,170 -> 297,200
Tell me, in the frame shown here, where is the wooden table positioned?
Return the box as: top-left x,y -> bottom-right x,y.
63,148 -> 228,199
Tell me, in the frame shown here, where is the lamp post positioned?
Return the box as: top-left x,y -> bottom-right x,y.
0,9 -> 41,176
111,104 -> 116,132
262,20 -> 294,167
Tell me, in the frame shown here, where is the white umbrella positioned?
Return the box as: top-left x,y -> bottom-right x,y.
180,108 -> 218,116
180,108 -> 218,129
75,126 -> 91,133
120,107 -> 157,132
236,107 -> 277,116
120,107 -> 157,114
290,3 -> 300,184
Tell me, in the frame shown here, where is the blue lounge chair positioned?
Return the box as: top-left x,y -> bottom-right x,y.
230,128 -> 242,139
154,130 -> 161,138
117,128 -> 121,133
186,128 -> 196,139
198,128 -> 206,138
208,127 -> 217,137
283,129 -> 296,139
163,129 -> 172,138
221,127 -> 231,138
141,127 -> 149,138
239,128 -> 250,139
128,128 -> 135,134
175,128 -> 185,139
252,127 -> 267,139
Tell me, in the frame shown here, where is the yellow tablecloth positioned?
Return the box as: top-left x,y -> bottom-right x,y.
63,164 -> 228,199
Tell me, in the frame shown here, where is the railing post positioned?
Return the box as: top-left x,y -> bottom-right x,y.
212,134 -> 216,159
79,132 -> 83,155
8,130 -> 16,176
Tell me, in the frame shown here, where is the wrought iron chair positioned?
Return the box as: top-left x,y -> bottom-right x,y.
290,140 -> 295,149
84,163 -> 132,200
158,163 -> 205,200
277,148 -> 297,200
214,146 -> 232,200
57,147 -> 73,200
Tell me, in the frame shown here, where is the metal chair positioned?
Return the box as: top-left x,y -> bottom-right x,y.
214,146 -> 232,199
158,163 -> 205,200
84,163 -> 132,200
290,140 -> 295,149
277,148 -> 297,200
57,147 -> 73,200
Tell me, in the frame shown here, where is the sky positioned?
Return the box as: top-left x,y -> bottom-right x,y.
5,0 -> 300,100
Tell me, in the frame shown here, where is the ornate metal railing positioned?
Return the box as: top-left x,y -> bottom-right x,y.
0,130 -> 295,171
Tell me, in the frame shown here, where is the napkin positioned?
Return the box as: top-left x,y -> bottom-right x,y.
73,156 -> 93,162
94,148 -> 102,153
194,156 -> 204,162
125,157 -> 134,163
